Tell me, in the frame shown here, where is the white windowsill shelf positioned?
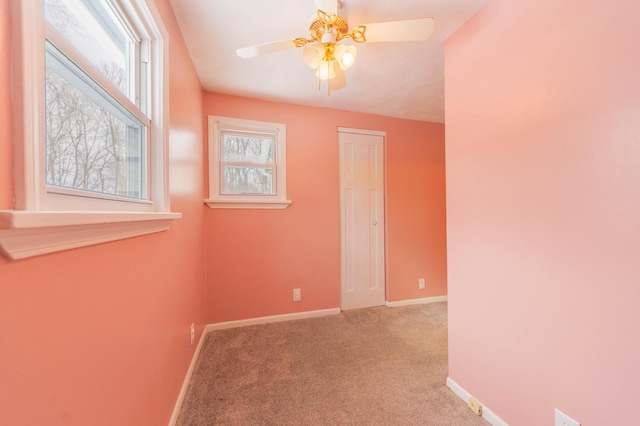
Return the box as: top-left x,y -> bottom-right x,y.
204,199 -> 292,210
0,210 -> 182,260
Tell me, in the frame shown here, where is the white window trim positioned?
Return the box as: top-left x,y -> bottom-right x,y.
0,211 -> 178,260
205,116 -> 292,210
0,0 -> 180,261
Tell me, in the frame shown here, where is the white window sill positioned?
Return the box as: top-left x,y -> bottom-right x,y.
204,199 -> 292,210
0,211 -> 182,260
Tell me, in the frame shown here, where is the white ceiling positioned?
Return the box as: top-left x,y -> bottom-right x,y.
169,0 -> 490,123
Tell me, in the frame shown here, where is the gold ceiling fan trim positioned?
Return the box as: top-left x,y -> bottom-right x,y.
293,10 -> 367,48
310,10 -> 349,39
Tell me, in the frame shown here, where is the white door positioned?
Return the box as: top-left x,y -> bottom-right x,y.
339,128 -> 386,310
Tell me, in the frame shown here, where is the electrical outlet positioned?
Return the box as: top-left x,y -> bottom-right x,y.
418,278 -> 425,289
190,323 -> 195,346
467,397 -> 482,416
293,288 -> 301,302
555,409 -> 580,426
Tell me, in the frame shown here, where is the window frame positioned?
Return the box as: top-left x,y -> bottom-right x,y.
0,0 -> 180,261
43,9 -> 151,203
205,116 -> 291,210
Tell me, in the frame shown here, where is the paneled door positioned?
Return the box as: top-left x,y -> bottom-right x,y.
339,128 -> 386,310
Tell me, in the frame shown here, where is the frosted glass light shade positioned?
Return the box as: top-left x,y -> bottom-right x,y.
303,43 -> 324,69
316,59 -> 336,80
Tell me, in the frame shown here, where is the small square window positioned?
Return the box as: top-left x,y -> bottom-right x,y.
220,132 -> 275,195
206,116 -> 291,209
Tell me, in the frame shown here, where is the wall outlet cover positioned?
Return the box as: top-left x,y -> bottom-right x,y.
468,397 -> 482,416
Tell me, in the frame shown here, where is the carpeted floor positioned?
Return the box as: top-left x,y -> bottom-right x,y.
176,302 -> 489,425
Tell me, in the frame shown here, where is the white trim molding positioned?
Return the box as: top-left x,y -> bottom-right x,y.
169,328 -> 207,426
0,211 -> 181,260
337,127 -> 386,137
204,199 -> 292,210
205,308 -> 341,332
446,377 -> 509,426
385,295 -> 448,308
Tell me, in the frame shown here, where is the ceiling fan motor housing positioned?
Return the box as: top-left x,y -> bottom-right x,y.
310,13 -> 349,42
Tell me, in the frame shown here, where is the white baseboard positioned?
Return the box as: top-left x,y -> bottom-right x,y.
205,308 -> 341,332
385,295 -> 447,307
446,377 -> 508,426
168,329 -> 207,426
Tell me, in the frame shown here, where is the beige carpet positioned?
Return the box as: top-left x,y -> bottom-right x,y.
176,303 -> 488,426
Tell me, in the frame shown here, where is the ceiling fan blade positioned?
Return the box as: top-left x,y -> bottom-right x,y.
236,39 -> 297,58
314,0 -> 338,15
362,17 -> 434,43
331,63 -> 346,91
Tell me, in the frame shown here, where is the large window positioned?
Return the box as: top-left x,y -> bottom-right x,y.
44,0 -> 153,206
206,116 -> 291,209
0,0 -> 179,260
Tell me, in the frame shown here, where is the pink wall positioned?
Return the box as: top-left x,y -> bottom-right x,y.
0,1 -> 206,424
445,0 -> 640,424
0,0 -> 12,208
203,93 -> 446,323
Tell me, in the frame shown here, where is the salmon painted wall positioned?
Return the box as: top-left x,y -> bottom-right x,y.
446,0 -> 640,424
204,93 -> 446,323
0,0 -> 11,209
0,1 -> 206,424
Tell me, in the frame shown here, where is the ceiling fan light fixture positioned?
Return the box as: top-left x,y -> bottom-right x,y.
316,59 -> 336,81
236,2 -> 435,96
335,44 -> 357,70
303,43 -> 323,68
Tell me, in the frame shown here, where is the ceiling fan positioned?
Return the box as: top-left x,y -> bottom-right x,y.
236,0 -> 435,93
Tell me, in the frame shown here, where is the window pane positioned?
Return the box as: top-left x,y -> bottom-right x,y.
45,0 -> 134,101
222,134 -> 274,164
46,60 -> 146,199
223,166 -> 273,195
